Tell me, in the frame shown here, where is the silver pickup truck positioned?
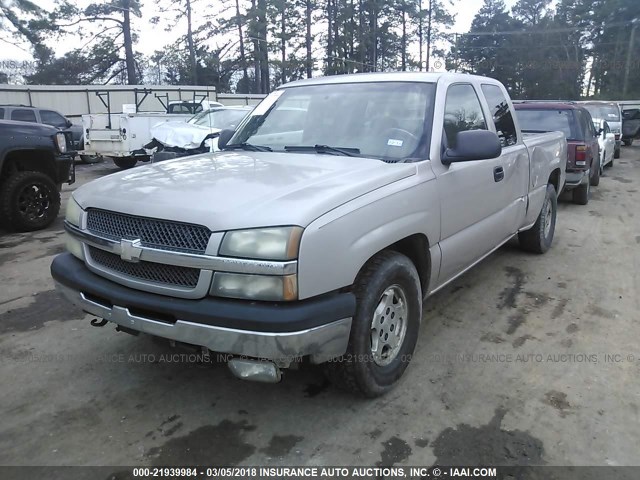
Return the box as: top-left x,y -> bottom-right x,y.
51,73 -> 566,397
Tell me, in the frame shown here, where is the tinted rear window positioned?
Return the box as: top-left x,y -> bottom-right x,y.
515,109 -> 579,140
11,109 -> 37,123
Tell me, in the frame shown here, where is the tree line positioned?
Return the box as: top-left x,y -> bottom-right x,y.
1,0 -> 640,99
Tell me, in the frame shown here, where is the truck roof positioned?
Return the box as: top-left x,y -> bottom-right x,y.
281,71 -> 501,88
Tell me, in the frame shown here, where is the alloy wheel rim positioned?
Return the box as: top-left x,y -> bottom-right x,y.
543,200 -> 553,238
370,284 -> 408,366
17,183 -> 50,222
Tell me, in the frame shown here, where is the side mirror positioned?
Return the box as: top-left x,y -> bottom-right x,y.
217,129 -> 235,150
65,119 -> 73,128
442,130 -> 502,164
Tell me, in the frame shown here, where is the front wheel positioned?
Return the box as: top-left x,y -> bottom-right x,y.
323,251 -> 422,397
0,171 -> 61,232
113,157 -> 138,169
518,183 -> 557,254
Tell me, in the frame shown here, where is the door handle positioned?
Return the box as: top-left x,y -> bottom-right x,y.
493,166 -> 504,182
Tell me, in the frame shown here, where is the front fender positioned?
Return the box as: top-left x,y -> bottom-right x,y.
297,169 -> 440,299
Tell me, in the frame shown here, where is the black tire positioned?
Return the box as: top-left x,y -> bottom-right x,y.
572,181 -> 590,205
590,159 -> 600,186
518,183 -> 557,254
113,157 -> 137,169
0,171 -> 61,232
323,251 -> 422,397
608,155 -> 614,167
79,154 -> 101,164
623,139 -> 633,146
613,148 -> 620,159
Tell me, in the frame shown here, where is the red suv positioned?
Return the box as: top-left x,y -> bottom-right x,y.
514,102 -> 600,205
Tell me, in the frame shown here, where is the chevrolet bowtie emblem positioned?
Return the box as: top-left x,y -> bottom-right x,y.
119,238 -> 143,262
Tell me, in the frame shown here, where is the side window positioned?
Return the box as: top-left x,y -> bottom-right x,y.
0,108 -> 4,119
40,110 -> 67,128
481,84 -> 518,147
11,109 -> 37,123
443,84 -> 487,147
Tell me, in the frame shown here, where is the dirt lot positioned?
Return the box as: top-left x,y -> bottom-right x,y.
1,149 -> 639,469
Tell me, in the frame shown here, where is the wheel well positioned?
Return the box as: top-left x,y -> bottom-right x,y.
548,168 -> 561,194
1,150 -> 57,183
386,234 -> 431,297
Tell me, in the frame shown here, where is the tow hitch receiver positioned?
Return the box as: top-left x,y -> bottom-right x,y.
228,358 -> 282,383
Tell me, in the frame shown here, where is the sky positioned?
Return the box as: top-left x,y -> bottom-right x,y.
3,0 -> 519,73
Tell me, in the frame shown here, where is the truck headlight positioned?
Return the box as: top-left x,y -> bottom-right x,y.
219,226 -> 303,260
65,196 -> 83,227
211,273 -> 297,301
55,132 -> 68,153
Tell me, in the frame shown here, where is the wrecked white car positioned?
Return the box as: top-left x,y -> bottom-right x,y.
148,106 -> 253,161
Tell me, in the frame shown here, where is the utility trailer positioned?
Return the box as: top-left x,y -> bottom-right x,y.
80,89 -> 219,169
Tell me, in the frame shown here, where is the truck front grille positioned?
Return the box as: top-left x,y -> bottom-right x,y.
86,209 -> 211,254
88,246 -> 200,288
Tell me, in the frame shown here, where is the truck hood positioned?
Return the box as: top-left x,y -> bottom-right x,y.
73,151 -> 416,231
150,121 -> 220,149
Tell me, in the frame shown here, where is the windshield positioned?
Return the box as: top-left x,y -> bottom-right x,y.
189,108 -> 250,129
583,104 -> 620,122
228,82 -> 436,162
516,109 -> 577,140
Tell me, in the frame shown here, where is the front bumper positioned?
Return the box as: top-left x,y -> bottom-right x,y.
55,154 -> 75,185
51,253 -> 355,364
564,169 -> 589,189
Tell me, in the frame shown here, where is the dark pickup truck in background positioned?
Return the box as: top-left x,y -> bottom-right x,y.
0,120 -> 75,232
622,108 -> 640,146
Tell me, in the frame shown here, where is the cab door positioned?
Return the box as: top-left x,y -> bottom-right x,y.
435,83 -> 519,286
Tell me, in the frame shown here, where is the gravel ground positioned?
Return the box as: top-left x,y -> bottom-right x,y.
0,148 -> 639,470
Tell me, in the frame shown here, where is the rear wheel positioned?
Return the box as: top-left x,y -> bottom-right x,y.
0,171 -> 60,232
623,139 -> 633,146
518,183 -> 557,254
323,251 -> 422,397
590,160 -> 601,186
113,157 -> 137,169
613,148 -> 620,159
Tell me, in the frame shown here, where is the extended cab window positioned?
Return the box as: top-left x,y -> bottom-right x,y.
11,109 -> 37,123
40,110 -> 67,128
481,84 -> 518,147
443,84 -> 487,147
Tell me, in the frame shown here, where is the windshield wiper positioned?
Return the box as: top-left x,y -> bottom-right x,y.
224,143 -> 273,152
284,144 -> 361,157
